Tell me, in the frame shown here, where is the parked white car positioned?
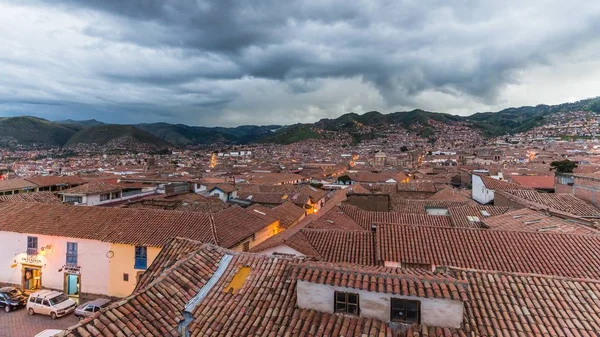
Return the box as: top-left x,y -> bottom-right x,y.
26,290 -> 76,319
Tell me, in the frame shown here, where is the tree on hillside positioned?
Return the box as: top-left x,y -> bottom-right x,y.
550,159 -> 577,173
400,145 -> 409,152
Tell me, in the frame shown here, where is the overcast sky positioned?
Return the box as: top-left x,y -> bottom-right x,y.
1,1 -> 600,127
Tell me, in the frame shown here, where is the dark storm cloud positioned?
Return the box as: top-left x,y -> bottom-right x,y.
3,0 -> 600,125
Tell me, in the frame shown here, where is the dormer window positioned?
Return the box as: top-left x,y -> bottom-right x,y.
334,291 -> 359,315
391,298 -> 420,323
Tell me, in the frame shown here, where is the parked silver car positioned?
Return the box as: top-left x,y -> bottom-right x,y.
74,298 -> 111,320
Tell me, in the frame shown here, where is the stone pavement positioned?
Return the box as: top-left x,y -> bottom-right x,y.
0,306 -> 79,337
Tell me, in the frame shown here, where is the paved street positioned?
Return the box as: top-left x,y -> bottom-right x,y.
0,307 -> 78,337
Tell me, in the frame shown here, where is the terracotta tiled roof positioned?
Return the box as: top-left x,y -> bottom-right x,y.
243,172 -> 305,185
63,242 -> 392,337
0,178 -> 37,192
510,175 -> 555,190
499,189 -> 600,218
478,175 -> 532,191
238,191 -> 290,205
396,182 -> 438,192
263,201 -> 305,229
0,202 -> 216,247
348,171 -> 408,183
391,199 -> 469,214
212,205 -> 276,248
239,184 -> 328,203
481,208 -> 600,235
135,237 -> 205,291
207,183 -> 236,193
0,191 -> 61,204
428,187 -> 473,202
59,181 -> 121,195
124,193 -> 229,213
346,183 -> 372,194
340,204 -> 453,229
455,268 -> 600,336
447,205 -> 510,228
307,206 -> 365,231
288,229 -> 375,265
376,224 -> 600,279
297,264 -> 468,301
25,175 -> 87,187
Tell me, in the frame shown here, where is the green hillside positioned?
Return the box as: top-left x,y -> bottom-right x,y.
64,125 -> 172,148
0,116 -> 81,146
261,124 -> 323,145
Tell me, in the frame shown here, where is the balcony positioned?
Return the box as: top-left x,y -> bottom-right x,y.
27,248 -> 38,256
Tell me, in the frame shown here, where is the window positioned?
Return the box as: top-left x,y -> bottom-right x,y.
66,242 -> 78,265
111,192 -> 120,199
42,299 -> 50,307
123,273 -> 129,282
27,236 -> 38,255
334,291 -> 359,315
63,195 -> 83,203
134,246 -> 147,270
390,298 -> 420,323
242,241 -> 250,252
100,193 -> 110,201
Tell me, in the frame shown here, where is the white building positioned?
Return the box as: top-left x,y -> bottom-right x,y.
59,181 -> 156,206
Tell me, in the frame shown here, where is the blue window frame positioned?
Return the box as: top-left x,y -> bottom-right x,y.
66,242 -> 78,265
27,236 -> 38,255
134,246 -> 147,270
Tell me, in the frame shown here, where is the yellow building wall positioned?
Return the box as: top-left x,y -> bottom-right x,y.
230,221 -> 281,252
107,244 -> 160,297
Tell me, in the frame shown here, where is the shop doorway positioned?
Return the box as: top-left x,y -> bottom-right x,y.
64,273 -> 80,297
22,266 -> 42,292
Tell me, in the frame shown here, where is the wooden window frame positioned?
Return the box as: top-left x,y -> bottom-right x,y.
390,298 -> 420,323
334,291 -> 359,315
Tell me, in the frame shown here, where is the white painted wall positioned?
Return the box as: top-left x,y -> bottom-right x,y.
296,281 -> 464,329
471,175 -> 494,204
257,244 -> 305,256
0,231 -> 112,295
210,189 -> 226,202
66,190 -> 157,206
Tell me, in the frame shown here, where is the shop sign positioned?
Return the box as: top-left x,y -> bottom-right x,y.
21,256 -> 43,265
62,265 -> 81,275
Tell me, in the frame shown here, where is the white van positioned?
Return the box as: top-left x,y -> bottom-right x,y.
26,290 -> 76,319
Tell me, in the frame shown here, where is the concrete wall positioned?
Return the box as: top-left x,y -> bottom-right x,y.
210,190 -> 226,202
257,245 -> 305,256
107,244 -> 160,297
472,175 -> 493,204
296,281 -> 464,328
0,231 -> 111,296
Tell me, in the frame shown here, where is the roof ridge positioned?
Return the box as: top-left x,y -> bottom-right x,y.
296,264 -> 467,285
447,265 -> 600,283
208,215 -> 219,246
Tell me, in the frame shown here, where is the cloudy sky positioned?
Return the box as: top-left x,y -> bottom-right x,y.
1,1 -> 600,127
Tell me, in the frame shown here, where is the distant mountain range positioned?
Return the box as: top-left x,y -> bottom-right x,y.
0,97 -> 599,150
